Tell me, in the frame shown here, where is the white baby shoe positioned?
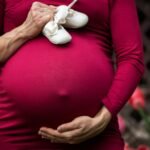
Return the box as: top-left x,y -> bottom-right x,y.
54,5 -> 89,29
42,0 -> 88,45
42,21 -> 72,45
63,8 -> 89,28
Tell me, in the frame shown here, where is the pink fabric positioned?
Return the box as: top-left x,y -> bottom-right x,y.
0,0 -> 144,149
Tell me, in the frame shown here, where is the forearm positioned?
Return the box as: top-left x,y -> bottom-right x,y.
0,25 -> 29,63
102,0 -> 145,117
0,2 -> 56,64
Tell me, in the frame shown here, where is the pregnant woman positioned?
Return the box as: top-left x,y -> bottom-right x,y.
0,0 -> 145,149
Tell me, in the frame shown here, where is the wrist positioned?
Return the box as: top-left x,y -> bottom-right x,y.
15,24 -> 32,41
93,106 -> 112,126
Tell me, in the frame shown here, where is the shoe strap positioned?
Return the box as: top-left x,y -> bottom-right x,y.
43,21 -> 59,36
68,0 -> 78,9
53,0 -> 77,24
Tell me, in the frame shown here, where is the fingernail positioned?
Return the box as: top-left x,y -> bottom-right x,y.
57,126 -> 61,130
40,127 -> 47,130
42,136 -> 46,139
38,131 -> 42,135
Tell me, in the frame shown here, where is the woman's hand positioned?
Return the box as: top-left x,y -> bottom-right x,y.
0,2 -> 56,63
38,106 -> 112,144
21,2 -> 56,40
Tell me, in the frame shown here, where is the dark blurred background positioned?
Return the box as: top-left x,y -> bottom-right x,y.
136,0 -> 150,87
119,0 -> 150,149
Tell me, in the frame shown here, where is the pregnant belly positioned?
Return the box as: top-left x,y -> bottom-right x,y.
1,34 -> 114,128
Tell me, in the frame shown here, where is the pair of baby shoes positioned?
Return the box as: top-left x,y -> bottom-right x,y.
42,0 -> 88,44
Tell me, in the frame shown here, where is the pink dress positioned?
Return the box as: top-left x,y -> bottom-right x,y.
0,0 -> 144,149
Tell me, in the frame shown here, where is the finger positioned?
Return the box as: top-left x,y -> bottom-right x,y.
40,128 -> 82,144
39,127 -> 79,142
39,127 -> 64,138
32,1 -> 48,8
38,2 -> 50,8
61,128 -> 83,138
50,138 -> 66,144
39,129 -> 68,143
49,5 -> 57,10
37,7 -> 55,18
31,4 -> 55,18
39,130 -> 60,141
31,2 -> 52,13
41,134 -> 66,143
57,121 -> 80,133
31,2 -> 42,10
35,4 -> 56,13
37,3 -> 56,10
33,6 -> 54,14
39,131 -> 52,139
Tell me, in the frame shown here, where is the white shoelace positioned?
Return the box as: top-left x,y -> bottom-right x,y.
68,0 -> 78,9
54,0 -> 78,24
43,0 -> 78,36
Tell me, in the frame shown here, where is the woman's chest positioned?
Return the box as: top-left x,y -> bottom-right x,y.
4,0 -> 110,28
